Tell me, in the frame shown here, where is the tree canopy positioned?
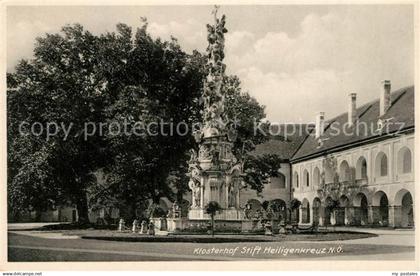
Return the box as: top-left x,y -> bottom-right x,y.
7,20 -> 280,222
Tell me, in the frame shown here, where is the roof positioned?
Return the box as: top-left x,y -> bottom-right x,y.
291,86 -> 415,162
252,124 -> 313,160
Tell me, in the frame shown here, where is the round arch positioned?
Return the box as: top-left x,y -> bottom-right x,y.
394,189 -> 414,227
324,196 -> 333,225
247,199 -> 262,210
303,169 -> 310,187
339,160 -> 351,182
324,164 -> 335,184
312,197 -> 322,226
394,189 -> 412,206
313,167 -> 321,187
301,198 -> 310,223
397,147 -> 412,174
372,191 -> 389,226
269,199 -> 287,223
271,173 -> 286,189
245,199 -> 263,219
356,156 -> 368,179
353,192 -> 368,225
337,195 -> 350,225
375,152 -> 388,177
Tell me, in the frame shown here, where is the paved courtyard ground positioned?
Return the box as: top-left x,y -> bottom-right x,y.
7,223 -> 415,261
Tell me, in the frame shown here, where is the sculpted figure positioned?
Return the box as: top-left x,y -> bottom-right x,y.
206,24 -> 216,44
199,144 -> 210,159
189,149 -> 198,163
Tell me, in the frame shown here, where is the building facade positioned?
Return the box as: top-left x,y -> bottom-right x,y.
241,81 -> 414,228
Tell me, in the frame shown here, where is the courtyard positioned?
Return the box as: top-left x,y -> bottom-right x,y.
7,223 -> 414,261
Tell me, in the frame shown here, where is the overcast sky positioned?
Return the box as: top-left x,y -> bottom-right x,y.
7,5 -> 414,123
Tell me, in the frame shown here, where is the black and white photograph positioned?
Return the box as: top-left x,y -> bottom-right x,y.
1,1 -> 418,272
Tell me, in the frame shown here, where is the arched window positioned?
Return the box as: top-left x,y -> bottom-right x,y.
380,155 -> 388,176
313,167 -> 320,186
324,162 -> 334,184
270,173 -> 286,189
403,149 -> 412,173
376,152 -> 388,177
356,157 -> 367,179
339,161 -> 351,182
303,169 -> 310,187
293,172 -> 299,188
398,147 -> 412,174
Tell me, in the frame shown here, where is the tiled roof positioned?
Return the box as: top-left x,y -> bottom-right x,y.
252,124 -> 313,160
291,86 -> 414,162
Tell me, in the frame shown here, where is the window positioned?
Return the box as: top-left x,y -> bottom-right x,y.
375,152 -> 388,177
403,150 -> 412,173
303,170 -> 309,187
399,148 -> 412,174
361,159 -> 367,178
313,167 -> 320,186
380,155 -> 388,176
324,163 -> 335,184
356,157 -> 367,179
339,161 -> 351,182
270,174 -> 286,189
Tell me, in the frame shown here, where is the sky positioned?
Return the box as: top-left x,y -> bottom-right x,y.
7,5 -> 414,123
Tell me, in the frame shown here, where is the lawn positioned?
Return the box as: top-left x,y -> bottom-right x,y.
54,229 -> 377,243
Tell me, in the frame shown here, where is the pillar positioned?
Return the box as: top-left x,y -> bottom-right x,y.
388,205 -> 402,228
368,206 -> 380,225
200,178 -> 205,209
319,206 -> 326,226
309,205 -> 313,224
299,208 -> 303,224
345,207 -> 355,225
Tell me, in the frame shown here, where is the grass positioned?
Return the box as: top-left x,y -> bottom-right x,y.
55,229 -> 377,243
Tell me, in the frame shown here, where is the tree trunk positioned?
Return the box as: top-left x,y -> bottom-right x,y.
76,193 -> 89,224
130,201 -> 137,222
35,210 -> 42,222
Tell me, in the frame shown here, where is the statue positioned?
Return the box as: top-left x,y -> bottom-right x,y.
185,7 -> 244,221
228,183 -> 237,207
132,219 -> 139,233
201,5 -> 228,136
140,220 -> 148,234
189,149 -> 198,163
189,179 -> 201,208
118,218 -> 125,232
199,144 -> 210,159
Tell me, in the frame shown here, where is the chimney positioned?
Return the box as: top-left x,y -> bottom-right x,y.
315,112 -> 325,139
380,80 -> 391,116
348,93 -> 357,126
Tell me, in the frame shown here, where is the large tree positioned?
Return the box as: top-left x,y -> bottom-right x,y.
7,21 -> 203,222
7,24 -> 128,222
94,23 -> 205,220
8,19 -> 280,223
